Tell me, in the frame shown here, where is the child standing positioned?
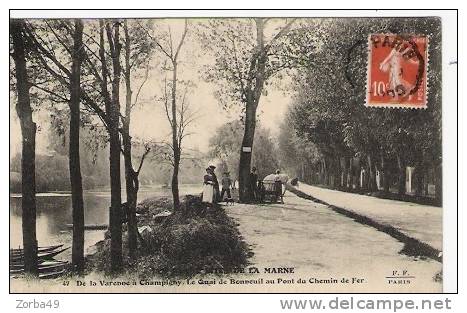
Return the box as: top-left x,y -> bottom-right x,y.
220,171 -> 233,201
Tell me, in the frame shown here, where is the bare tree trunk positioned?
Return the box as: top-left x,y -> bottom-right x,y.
154,20 -> 187,210
343,157 -> 349,189
11,20 -> 38,276
122,21 -> 138,259
69,19 -> 85,272
381,153 -> 390,193
127,172 -> 138,258
172,150 -> 181,210
397,154 -> 406,195
106,21 -> 123,272
320,159 -> 326,185
238,103 -> 257,202
414,162 -> 425,197
333,156 -> 341,188
423,171 -> 429,196
367,154 -> 377,192
324,157 -> 330,185
238,19 -> 266,203
122,133 -> 138,258
171,61 -> 181,210
354,158 -> 361,191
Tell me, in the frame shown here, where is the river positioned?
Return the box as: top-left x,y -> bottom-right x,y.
9,184 -> 203,261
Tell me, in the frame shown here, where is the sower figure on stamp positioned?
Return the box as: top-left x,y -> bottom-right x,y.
379,46 -> 418,99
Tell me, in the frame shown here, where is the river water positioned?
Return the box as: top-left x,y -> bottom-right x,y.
9,184 -> 202,261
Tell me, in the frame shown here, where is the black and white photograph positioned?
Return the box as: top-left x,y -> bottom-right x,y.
8,10 -> 455,295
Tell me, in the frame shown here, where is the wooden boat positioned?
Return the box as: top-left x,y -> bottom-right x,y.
9,244 -> 69,279
10,268 -> 67,280
10,247 -> 69,263
10,244 -> 63,257
10,260 -> 68,274
39,268 -> 66,279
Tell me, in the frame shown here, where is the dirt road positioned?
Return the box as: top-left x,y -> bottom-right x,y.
224,192 -> 442,292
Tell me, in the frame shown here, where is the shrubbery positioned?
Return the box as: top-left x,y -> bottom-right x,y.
87,195 -> 250,278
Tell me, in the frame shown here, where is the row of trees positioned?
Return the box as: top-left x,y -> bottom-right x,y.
11,17 -> 307,275
10,19 -> 195,274
277,18 -> 442,200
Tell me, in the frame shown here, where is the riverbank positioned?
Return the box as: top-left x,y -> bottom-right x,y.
86,195 -> 251,278
9,184 -> 204,254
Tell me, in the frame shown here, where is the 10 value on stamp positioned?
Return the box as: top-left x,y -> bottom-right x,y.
366,34 -> 428,109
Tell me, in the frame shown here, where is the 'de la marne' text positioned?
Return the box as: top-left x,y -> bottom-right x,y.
263,267 -> 295,274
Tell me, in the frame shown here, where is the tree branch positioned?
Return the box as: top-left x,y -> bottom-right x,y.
24,23 -> 72,77
31,83 -> 69,102
132,62 -> 150,108
264,18 -> 297,53
173,19 -> 188,61
136,146 -> 151,174
137,21 -> 173,60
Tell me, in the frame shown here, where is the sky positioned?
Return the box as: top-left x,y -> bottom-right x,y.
10,86 -> 291,157
10,18 -> 293,157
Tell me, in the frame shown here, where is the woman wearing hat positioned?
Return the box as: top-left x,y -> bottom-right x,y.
202,167 -> 215,204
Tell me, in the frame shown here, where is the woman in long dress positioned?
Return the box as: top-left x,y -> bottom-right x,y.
202,168 -> 214,204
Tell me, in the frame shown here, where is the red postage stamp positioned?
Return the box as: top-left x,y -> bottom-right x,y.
366,34 -> 428,109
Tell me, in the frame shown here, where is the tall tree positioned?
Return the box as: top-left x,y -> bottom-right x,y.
104,20 -> 123,272
69,19 -> 85,272
149,20 -> 189,211
22,19 -> 93,272
201,18 -> 296,202
24,19 -> 156,266
10,19 -> 38,275
121,20 -> 153,259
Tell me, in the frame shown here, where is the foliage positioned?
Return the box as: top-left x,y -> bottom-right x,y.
9,123 -> 111,192
278,17 -> 442,195
87,195 -> 250,278
208,120 -> 281,180
277,112 -> 321,178
198,18 -> 299,111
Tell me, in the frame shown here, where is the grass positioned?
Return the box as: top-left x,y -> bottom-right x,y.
86,195 -> 250,278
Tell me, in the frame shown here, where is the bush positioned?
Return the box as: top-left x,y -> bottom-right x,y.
87,195 -> 250,278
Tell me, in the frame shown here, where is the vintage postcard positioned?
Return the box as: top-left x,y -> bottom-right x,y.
9,12 -> 448,293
